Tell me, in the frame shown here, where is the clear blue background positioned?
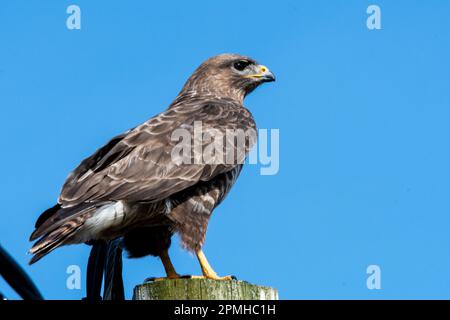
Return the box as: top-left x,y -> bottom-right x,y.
1,0 -> 449,299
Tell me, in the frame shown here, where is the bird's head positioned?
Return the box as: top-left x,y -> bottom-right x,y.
181,54 -> 275,102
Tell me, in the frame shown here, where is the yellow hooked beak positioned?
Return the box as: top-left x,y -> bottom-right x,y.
246,65 -> 276,82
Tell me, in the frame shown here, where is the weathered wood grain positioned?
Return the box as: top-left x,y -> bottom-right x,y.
133,279 -> 278,300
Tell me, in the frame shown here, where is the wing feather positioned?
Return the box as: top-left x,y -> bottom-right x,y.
58,97 -> 256,207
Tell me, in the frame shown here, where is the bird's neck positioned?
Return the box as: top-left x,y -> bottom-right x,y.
174,88 -> 246,105
179,74 -> 247,104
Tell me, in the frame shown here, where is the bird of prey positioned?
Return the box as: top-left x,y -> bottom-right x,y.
29,54 -> 275,281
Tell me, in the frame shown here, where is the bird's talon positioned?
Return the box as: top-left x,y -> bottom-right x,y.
189,274 -> 236,281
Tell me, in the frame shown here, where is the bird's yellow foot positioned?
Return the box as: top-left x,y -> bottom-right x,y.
191,275 -> 237,281
194,249 -> 236,280
146,249 -> 187,282
146,274 -> 236,282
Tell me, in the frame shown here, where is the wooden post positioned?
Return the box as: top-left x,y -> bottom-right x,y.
133,279 -> 278,300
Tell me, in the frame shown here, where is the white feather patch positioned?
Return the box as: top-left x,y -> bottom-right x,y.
84,201 -> 126,233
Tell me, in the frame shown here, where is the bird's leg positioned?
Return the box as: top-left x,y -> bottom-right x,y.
146,249 -> 236,282
145,249 -> 184,282
160,249 -> 180,279
192,249 -> 235,281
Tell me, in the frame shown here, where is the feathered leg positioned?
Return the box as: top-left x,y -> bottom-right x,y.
192,249 -> 236,281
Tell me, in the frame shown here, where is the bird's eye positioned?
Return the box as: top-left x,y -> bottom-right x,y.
233,60 -> 251,71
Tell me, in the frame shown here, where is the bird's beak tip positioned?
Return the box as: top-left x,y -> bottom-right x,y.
258,65 -> 275,83
263,71 -> 276,82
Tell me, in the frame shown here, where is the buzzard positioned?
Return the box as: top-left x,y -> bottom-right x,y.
29,54 -> 275,281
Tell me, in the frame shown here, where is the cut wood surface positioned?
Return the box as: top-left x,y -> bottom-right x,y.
133,278 -> 278,300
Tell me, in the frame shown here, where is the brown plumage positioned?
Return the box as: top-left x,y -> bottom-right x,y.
29,54 -> 275,279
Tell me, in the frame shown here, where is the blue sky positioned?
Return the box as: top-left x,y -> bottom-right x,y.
1,0 -> 450,299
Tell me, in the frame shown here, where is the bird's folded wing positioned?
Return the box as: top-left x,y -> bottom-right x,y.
58,100 -> 256,207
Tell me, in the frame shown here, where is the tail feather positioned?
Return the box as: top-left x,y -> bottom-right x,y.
29,201 -> 113,264
29,203 -> 106,264
29,222 -> 83,264
30,202 -> 100,241
34,204 -> 61,229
